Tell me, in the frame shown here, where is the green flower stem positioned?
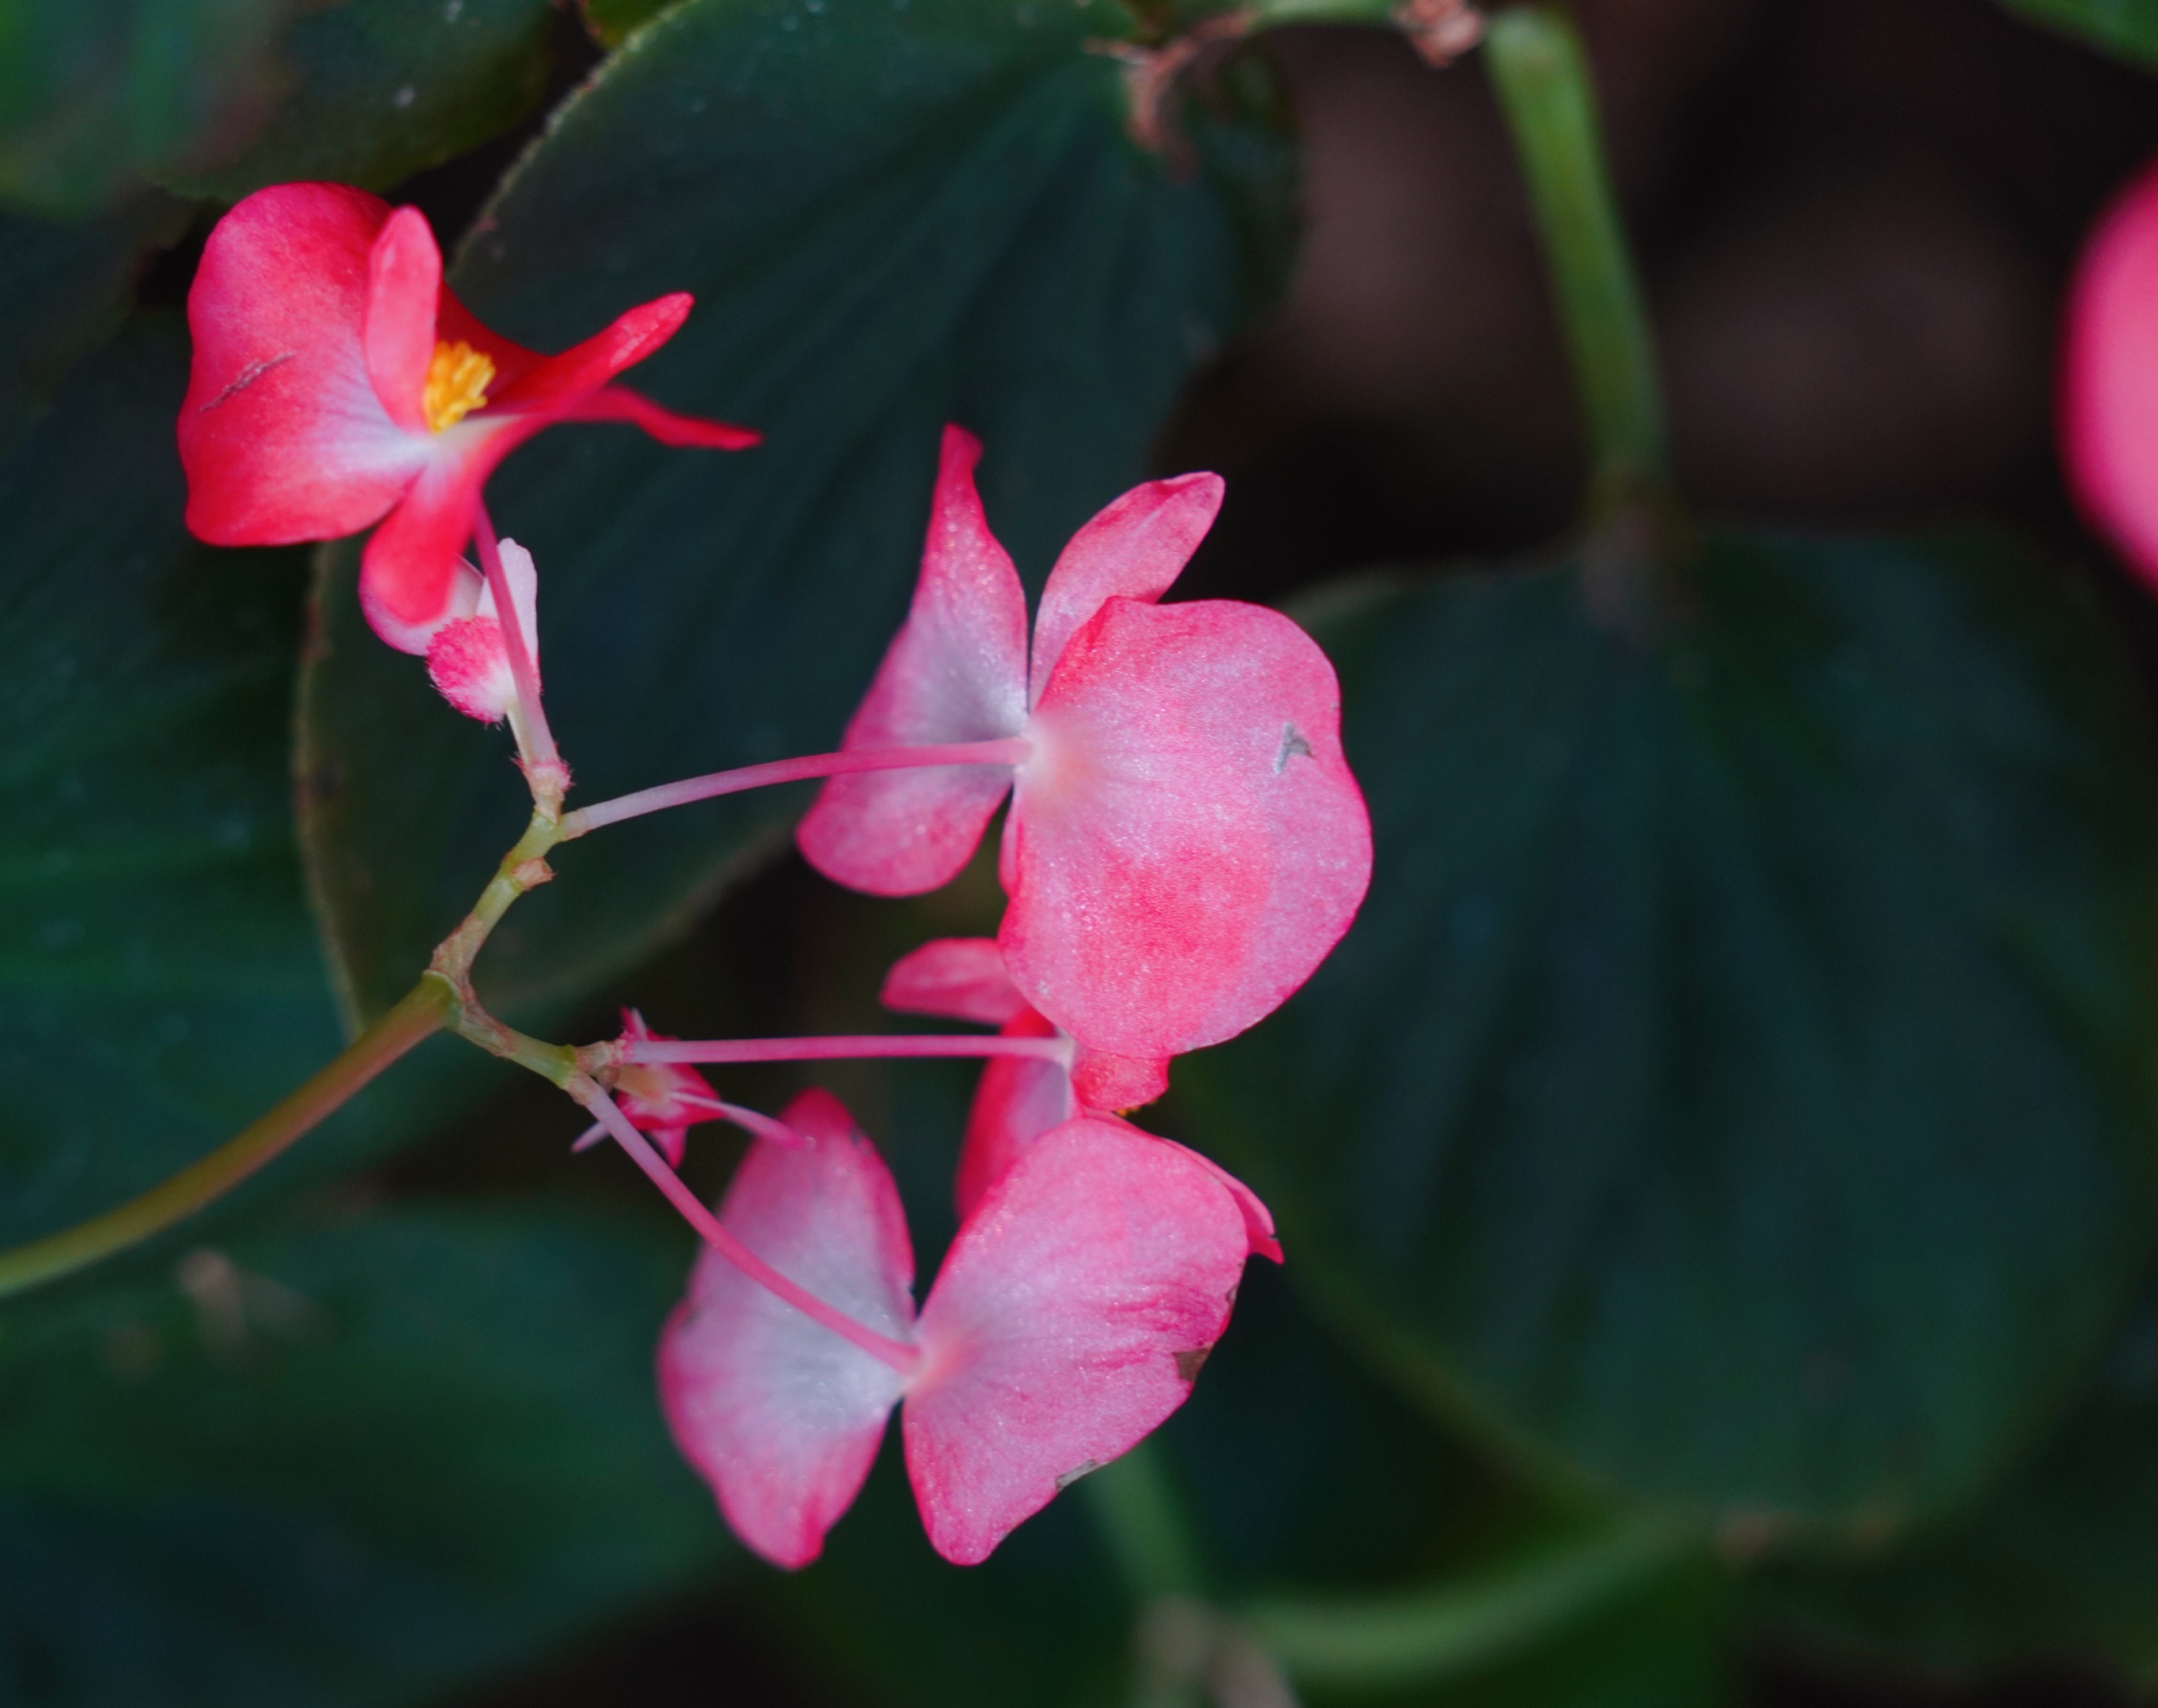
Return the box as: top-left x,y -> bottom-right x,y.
0,794 -> 573,1299
429,803 -> 563,991
1243,1515 -> 1687,1691
1484,6 -> 1669,517
1086,1440 -> 1209,1603
0,977 -> 454,1298
1246,0 -> 1395,25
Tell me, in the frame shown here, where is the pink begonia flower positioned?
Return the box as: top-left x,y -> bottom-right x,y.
881,938 -> 1281,1259
796,427 -> 1371,1097
657,1088 -> 1263,1568
570,1011 -> 802,1167
2065,154 -> 2158,585
177,182 -> 757,654
423,537 -> 540,724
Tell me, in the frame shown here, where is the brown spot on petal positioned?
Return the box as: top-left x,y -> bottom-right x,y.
200,351 -> 294,412
1055,1459 -> 1102,1491
1275,723 -> 1314,773
1175,1343 -> 1215,1384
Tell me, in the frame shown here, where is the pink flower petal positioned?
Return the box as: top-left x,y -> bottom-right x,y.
421,535 -> 540,721
954,1009 -> 1073,1221
364,206 -> 440,434
424,617 -> 514,722
546,384 -> 762,449
428,289 -> 754,444
486,293 -> 691,411
797,425 -> 1028,894
1003,598 -> 1373,1062
180,183 -> 432,548
433,289 -> 545,395
1165,1140 -> 1283,1264
657,1089 -> 916,1570
1069,1049 -> 1168,1113
1028,472 -> 1223,707
880,937 -> 1028,1026
2065,155 -> 2158,586
357,414 -> 542,652
904,1117 -> 1250,1565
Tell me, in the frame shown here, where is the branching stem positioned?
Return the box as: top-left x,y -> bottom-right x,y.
0,979 -> 453,1298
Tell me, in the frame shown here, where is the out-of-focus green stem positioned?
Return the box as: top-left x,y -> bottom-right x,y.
1245,0 -> 1393,24
1485,6 -> 1669,518
1245,1514 -> 1686,1691
0,977 -> 454,1298
1087,1440 -> 1208,1603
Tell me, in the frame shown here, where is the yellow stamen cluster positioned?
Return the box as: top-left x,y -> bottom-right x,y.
422,339 -> 495,433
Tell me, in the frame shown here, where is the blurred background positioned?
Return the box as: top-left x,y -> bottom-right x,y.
9,0 -> 2158,1702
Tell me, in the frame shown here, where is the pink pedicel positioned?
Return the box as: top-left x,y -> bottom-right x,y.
658,1089 -> 1265,1568
796,425 -> 1373,1070
177,183 -> 757,655
879,939 -> 1280,1259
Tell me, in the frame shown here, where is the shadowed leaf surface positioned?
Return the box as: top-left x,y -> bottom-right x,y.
157,0 -> 560,204
1182,532 -> 2158,1529
0,1203 -> 726,1707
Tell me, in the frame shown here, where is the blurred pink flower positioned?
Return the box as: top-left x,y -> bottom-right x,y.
2065,154 -> 2158,584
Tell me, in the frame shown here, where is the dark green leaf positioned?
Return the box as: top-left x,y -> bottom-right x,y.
1181,532 -> 2158,1529
1412,1555 -> 1729,1708
0,196 -> 187,450
0,0 -> 297,216
1756,1256 -> 2158,1679
576,0 -> 675,51
0,318 -> 476,1256
762,1438 -> 1128,1708
1158,1257 -> 1517,1593
158,0 -> 560,204
296,0 -> 1297,1025
1995,0 -> 2158,70
0,1201 -> 728,1706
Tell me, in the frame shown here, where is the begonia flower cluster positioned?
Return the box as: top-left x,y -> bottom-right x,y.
179,183 -> 1372,1570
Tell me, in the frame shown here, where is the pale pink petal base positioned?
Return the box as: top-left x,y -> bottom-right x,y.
658,1090 -> 917,1569
1006,598 -> 1373,1062
359,414 -> 542,652
905,1118 -> 1250,1566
